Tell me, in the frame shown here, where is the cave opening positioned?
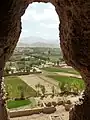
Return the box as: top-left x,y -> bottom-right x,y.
5,2 -> 85,120
0,0 -> 89,120
20,3 -> 60,43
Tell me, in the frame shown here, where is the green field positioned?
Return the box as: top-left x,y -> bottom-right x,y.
7,99 -> 31,109
47,75 -> 85,91
42,67 -> 79,75
49,55 -> 61,62
5,76 -> 36,98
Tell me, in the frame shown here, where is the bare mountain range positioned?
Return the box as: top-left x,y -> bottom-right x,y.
17,36 -> 60,48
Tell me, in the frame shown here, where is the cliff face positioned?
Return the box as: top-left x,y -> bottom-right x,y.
0,0 -> 90,120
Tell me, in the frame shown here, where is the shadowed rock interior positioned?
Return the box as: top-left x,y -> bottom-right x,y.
0,0 -> 90,120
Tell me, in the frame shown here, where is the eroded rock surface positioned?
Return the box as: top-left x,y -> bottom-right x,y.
0,0 -> 90,120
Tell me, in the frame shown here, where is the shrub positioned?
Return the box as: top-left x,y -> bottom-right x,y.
52,101 -> 57,107
66,100 -> 72,104
64,104 -> 71,111
17,85 -> 25,99
45,102 -> 52,107
57,101 -> 64,106
40,85 -> 46,96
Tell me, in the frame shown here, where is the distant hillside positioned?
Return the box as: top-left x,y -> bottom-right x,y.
19,36 -> 46,44
17,36 -> 60,48
17,42 -> 30,47
17,42 -> 60,48
30,42 -> 59,48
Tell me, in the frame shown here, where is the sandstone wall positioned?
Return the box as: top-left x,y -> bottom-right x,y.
9,107 -> 56,118
0,0 -> 89,120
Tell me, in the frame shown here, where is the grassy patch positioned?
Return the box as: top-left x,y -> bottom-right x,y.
29,98 -> 37,108
42,67 -> 79,75
49,55 -> 60,62
7,99 -> 31,109
5,76 -> 36,98
47,75 -> 85,91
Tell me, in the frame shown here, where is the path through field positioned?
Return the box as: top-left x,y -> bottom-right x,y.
42,70 -> 82,79
19,74 -> 58,93
19,71 -> 82,94
56,72 -> 82,79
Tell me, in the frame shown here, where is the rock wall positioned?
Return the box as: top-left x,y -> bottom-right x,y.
55,0 -> 90,120
10,107 -> 56,118
0,0 -> 89,120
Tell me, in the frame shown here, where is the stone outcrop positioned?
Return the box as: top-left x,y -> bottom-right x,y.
0,0 -> 90,120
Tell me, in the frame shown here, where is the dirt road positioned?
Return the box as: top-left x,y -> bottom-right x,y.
42,70 -> 82,79
56,72 -> 82,79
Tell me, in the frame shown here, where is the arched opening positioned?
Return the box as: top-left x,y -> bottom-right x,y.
20,3 -> 59,41
4,1 -> 85,120
0,1 -> 89,120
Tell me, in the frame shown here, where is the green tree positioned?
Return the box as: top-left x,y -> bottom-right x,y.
58,81 -> 66,92
51,86 -> 55,97
35,83 -> 41,97
17,85 -> 26,99
17,61 -> 25,71
33,68 -> 36,73
40,85 -> 46,96
48,49 -> 51,55
57,60 -> 59,66
4,67 -> 11,74
71,83 -> 80,95
26,66 -> 30,73
47,49 -> 51,61
9,62 -> 13,67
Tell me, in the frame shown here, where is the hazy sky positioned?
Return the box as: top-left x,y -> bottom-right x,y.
20,3 -> 59,40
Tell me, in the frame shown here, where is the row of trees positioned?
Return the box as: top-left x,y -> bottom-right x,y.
5,55 -> 47,74
4,61 -> 39,75
6,81 -> 83,101
35,82 -> 83,98
6,84 -> 27,100
58,81 -> 82,95
35,83 -> 46,97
